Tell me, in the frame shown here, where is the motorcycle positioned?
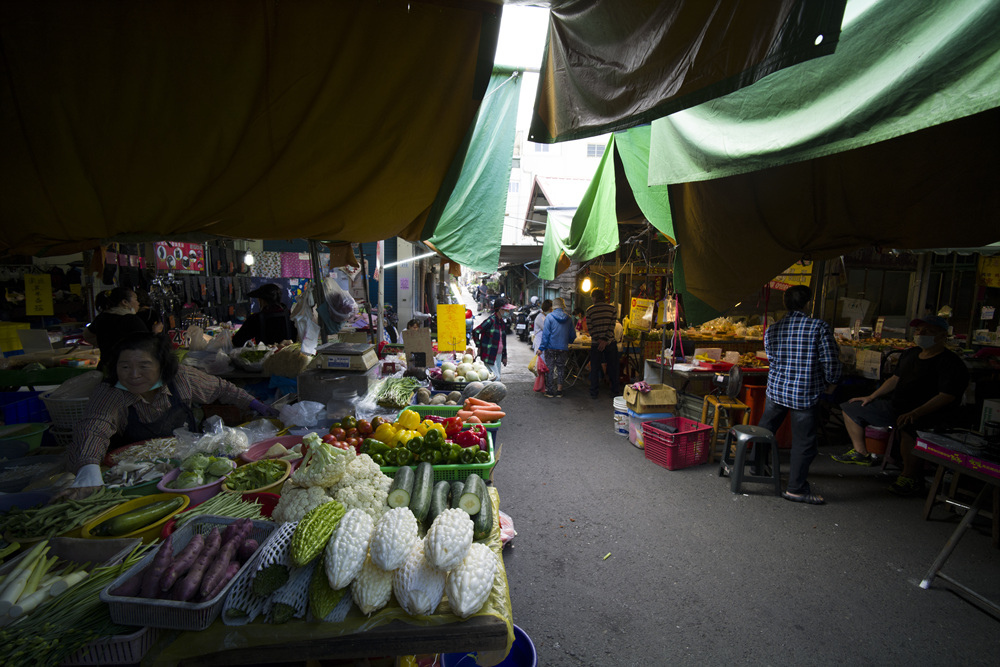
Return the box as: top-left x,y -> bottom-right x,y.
523,306 -> 541,344
514,305 -> 533,342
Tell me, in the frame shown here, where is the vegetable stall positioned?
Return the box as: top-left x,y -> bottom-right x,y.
0,380 -> 517,665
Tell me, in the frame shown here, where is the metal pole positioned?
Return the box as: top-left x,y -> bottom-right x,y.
308,240 -> 328,345
378,241 -> 385,344
357,243 -> 376,345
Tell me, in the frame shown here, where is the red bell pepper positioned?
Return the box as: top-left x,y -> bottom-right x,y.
443,416 -> 464,439
453,430 -> 480,448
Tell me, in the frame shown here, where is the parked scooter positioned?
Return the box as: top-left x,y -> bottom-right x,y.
514,304 -> 533,342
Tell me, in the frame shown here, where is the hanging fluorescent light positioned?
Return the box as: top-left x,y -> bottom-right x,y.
382,251 -> 437,270
244,251 -> 255,266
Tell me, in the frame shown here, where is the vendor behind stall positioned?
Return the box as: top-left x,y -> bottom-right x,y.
65,332 -> 277,498
82,287 -> 163,368
232,283 -> 297,348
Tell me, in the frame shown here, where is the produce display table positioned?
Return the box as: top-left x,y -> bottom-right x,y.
0,365 -> 94,390
144,487 -> 514,666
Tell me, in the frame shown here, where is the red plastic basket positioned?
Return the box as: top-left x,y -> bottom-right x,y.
642,417 -> 712,471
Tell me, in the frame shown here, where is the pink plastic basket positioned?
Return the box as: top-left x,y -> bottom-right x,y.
642,417 -> 713,471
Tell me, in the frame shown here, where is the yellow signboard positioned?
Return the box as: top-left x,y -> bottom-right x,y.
69,284 -> 82,296
629,297 -> 655,332
436,303 -> 466,352
979,256 -> 1000,289
769,260 -> 813,291
24,274 -> 54,316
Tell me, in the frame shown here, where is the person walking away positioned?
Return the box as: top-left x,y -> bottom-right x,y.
532,299 -> 552,351
758,285 -> 841,505
83,287 -> 162,369
537,298 -> 575,398
833,315 -> 969,496
232,283 -> 297,348
472,297 -> 510,380
476,278 -> 489,313
586,290 -> 619,399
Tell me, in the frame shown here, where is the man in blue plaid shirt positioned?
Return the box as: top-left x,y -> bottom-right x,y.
759,285 -> 841,505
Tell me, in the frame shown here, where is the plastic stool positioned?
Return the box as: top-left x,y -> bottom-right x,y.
700,395 -> 750,464
718,424 -> 781,495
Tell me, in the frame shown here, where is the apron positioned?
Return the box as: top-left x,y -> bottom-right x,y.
110,381 -> 198,449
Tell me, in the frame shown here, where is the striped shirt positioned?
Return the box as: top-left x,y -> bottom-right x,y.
586,302 -> 617,343
764,310 -> 842,410
70,365 -> 255,469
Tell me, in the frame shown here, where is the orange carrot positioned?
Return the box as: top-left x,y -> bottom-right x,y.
465,397 -> 497,408
465,414 -> 483,424
457,410 -> 476,420
472,409 -> 505,422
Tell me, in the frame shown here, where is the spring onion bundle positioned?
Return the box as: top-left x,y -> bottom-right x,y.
373,377 -> 423,409
173,491 -> 267,529
0,488 -> 129,539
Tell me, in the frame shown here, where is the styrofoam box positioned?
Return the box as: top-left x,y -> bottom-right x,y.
99,515 -> 279,631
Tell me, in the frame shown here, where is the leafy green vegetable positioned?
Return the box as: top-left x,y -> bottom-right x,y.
224,459 -> 287,492
180,453 -> 211,472
207,457 -> 235,477
170,470 -> 206,489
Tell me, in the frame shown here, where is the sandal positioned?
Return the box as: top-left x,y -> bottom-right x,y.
782,490 -> 825,505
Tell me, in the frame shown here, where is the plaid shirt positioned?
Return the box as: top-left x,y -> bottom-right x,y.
69,365 -> 255,469
473,313 -> 507,364
764,310 -> 842,410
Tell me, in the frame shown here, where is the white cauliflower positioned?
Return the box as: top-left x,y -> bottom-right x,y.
271,482 -> 333,523
326,454 -> 392,520
290,434 -> 353,488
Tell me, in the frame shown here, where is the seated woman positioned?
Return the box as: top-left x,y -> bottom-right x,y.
65,332 -> 277,498
233,283 -> 296,347
83,287 -> 163,368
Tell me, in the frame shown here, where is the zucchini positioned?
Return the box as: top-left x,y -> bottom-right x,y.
408,462 -> 434,523
457,473 -> 484,516
92,497 -> 185,536
427,480 -> 452,527
471,480 -> 494,540
449,481 -> 465,509
387,466 -> 415,508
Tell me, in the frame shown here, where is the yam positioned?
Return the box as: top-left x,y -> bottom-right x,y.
446,391 -> 463,403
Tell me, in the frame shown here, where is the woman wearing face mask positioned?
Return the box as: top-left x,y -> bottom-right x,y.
64,332 -> 277,499
82,287 -> 163,368
835,316 -> 970,496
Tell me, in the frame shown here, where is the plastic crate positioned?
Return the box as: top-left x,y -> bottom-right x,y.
40,390 -> 91,429
642,417 -> 713,471
400,404 -> 502,442
63,626 -> 160,666
0,391 -> 50,425
100,515 -> 279,631
381,431 -> 496,482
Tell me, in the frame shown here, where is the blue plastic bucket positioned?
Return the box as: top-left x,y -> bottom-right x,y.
441,625 -> 537,667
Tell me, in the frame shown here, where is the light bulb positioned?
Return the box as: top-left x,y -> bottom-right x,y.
244,252 -> 255,266
581,277 -> 592,292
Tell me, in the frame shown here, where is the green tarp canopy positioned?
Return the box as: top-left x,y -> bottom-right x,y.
423,69 -> 523,273
530,0 -> 848,143
648,0 -> 1000,310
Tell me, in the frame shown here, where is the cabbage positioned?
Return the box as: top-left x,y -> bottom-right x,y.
180,453 -> 211,472
207,457 -> 235,477
170,470 -> 205,489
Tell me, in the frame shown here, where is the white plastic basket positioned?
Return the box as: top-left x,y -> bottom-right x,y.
99,515 -> 279,631
62,627 -> 160,665
50,427 -> 74,447
40,391 -> 91,429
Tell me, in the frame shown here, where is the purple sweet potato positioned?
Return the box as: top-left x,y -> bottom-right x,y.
201,560 -> 240,601
140,534 -> 173,598
159,532 -> 204,592
175,527 -> 221,602
236,538 -> 259,563
199,534 -> 240,599
114,571 -> 144,598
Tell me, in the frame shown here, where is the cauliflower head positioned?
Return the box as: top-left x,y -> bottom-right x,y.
272,483 -> 333,523
290,435 -> 353,488
327,454 -> 392,520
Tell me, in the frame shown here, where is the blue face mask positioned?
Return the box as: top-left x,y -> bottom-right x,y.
115,379 -> 164,392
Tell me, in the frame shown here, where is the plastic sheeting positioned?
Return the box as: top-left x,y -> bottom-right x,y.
0,1 -> 501,256
423,70 -> 523,273
529,0 -> 848,143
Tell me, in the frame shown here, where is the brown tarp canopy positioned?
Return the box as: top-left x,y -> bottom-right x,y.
0,0 -> 500,256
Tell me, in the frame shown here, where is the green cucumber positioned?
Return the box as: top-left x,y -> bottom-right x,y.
471,479 -> 494,540
408,462 -> 434,523
449,481 -> 465,509
427,480 -> 452,527
387,466 -> 415,508
457,473 -> 484,516
93,497 -> 185,536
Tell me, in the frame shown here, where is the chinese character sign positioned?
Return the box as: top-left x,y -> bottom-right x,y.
436,303 -> 466,352
979,256 -> 1000,289
25,274 -> 53,316
769,260 -> 813,291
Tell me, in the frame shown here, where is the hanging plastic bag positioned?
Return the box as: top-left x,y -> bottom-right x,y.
205,328 -> 234,354
640,303 -> 654,330
185,325 -> 208,351
290,292 -> 321,356
239,418 -> 281,445
533,373 -> 546,392
278,400 -> 326,428
528,353 -> 539,376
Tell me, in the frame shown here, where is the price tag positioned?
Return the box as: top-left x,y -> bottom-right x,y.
982,306 -> 996,321
24,274 -> 54,316
874,316 -> 885,339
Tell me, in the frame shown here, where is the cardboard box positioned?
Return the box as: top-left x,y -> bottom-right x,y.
855,349 -> 882,380
981,398 -> 1000,432
623,384 -> 678,414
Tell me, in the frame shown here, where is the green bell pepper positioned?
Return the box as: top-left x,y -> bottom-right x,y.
460,447 -> 477,464
423,428 -> 445,450
406,436 -> 424,454
395,448 -> 414,466
370,452 -> 385,466
383,448 -> 398,466
475,449 -> 491,464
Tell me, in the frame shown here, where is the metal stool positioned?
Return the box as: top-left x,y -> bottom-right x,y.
718,424 -> 781,495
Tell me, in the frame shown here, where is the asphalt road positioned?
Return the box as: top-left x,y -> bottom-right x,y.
492,332 -> 999,666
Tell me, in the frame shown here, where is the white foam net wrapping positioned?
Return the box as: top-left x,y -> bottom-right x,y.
222,521 -> 297,625
265,562 -> 313,623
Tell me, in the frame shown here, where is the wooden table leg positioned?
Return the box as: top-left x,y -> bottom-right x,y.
923,464 -> 946,521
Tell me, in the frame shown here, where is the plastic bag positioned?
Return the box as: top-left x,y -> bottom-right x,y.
290,292 -> 321,356
185,325 -> 209,351
172,415 -> 251,458
230,342 -> 272,372
528,353 -> 539,376
278,400 -> 326,428
239,418 -> 281,445
323,276 -> 358,323
205,328 -> 234,354
533,373 -> 545,392
499,510 -> 517,546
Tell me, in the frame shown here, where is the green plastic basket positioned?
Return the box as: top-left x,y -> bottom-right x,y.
381,431 -> 495,482
398,404 -> 502,442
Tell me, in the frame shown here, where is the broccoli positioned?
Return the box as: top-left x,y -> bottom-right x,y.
180,453 -> 211,472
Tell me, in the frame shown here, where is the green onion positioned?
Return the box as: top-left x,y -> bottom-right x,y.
174,491 -> 266,529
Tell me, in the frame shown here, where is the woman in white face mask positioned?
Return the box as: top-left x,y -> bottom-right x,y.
835,316 -> 970,497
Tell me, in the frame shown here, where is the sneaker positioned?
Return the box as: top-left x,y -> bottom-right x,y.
544,392 -> 555,398
831,448 -> 877,466
888,475 -> 924,497
556,390 -> 563,398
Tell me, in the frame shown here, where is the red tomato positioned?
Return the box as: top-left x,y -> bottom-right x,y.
345,427 -> 359,439
329,427 -> 346,441
322,434 -> 338,445
330,440 -> 351,450
356,420 -> 373,436
347,437 -> 360,449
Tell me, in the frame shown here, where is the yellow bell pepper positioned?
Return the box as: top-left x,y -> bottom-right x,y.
396,409 -> 421,431
396,429 -> 421,446
373,422 -> 399,446
423,422 -> 447,442
413,421 -> 429,436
